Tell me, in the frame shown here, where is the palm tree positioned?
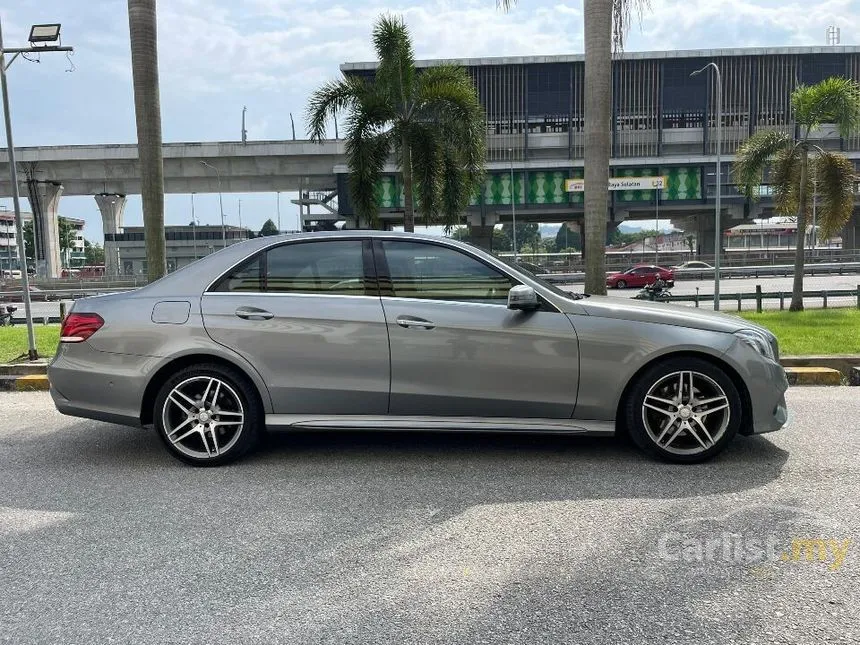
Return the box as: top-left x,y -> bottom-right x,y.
734,77 -> 860,311
127,0 -> 166,280
307,15 -> 486,231
498,0 -> 648,294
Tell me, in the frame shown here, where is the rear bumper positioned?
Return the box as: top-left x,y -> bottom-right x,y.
50,385 -> 142,427
48,343 -> 154,428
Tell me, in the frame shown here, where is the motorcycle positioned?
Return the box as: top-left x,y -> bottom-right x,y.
632,279 -> 673,303
0,305 -> 17,326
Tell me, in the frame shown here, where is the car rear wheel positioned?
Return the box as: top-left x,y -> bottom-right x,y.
154,363 -> 262,466
624,357 -> 742,463
616,279 -> 627,289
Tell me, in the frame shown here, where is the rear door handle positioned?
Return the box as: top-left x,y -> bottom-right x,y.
235,307 -> 274,321
396,315 -> 435,330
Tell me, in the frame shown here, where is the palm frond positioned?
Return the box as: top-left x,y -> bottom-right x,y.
439,144 -> 472,230
372,14 -> 415,111
732,129 -> 795,199
770,145 -> 802,216
344,102 -> 392,226
807,77 -> 860,138
415,65 -> 486,178
407,124 -> 443,226
496,0 -> 517,10
305,76 -> 368,143
813,151 -> 857,239
612,0 -> 652,52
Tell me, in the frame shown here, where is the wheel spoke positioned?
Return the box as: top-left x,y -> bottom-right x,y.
661,423 -> 686,448
171,424 -> 202,445
209,380 -> 222,409
201,378 -> 214,408
644,401 -> 676,417
677,371 -> 684,400
166,416 -> 195,439
687,371 -> 695,404
170,389 -> 198,411
214,410 -> 243,418
212,420 -> 242,427
655,415 -> 679,444
199,426 -> 213,455
207,428 -> 220,456
691,417 -> 715,445
685,422 -> 710,450
699,402 -> 729,416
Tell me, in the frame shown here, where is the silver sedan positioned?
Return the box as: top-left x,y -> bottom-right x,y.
48,232 -> 789,466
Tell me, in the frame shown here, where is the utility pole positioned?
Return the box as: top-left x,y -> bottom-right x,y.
241,105 -> 247,143
1,20 -> 73,360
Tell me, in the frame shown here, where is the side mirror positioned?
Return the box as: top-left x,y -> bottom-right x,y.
507,284 -> 539,311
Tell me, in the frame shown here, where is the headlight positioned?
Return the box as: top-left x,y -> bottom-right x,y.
735,329 -> 776,361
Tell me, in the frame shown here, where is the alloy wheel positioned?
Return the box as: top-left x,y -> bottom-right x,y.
641,370 -> 731,456
161,376 -> 245,460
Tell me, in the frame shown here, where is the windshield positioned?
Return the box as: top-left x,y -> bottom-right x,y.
492,254 -> 584,300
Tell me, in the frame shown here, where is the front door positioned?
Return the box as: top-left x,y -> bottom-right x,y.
201,238 -> 390,414
376,240 -> 579,419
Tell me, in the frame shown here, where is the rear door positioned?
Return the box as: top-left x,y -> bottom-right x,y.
201,238 -> 390,415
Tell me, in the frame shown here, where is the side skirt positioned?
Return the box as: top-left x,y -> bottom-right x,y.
265,415 -> 616,436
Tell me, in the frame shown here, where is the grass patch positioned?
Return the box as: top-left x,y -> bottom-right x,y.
0,325 -> 60,363
736,309 -> 860,356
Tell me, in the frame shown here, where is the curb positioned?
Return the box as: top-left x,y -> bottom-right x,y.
784,367 -> 843,386
14,375 -> 51,391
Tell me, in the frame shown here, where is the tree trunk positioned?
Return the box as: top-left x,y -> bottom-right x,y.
128,0 -> 166,281
583,0 -> 613,295
402,132 -> 415,232
789,146 -> 809,311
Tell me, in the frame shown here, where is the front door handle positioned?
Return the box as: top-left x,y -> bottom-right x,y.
235,307 -> 274,321
396,315 -> 435,330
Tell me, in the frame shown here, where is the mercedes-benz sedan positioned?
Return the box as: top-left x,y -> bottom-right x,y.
49,232 -> 789,466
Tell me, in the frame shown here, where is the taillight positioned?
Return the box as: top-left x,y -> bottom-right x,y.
60,313 -> 104,343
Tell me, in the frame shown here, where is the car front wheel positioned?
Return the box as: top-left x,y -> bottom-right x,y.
616,279 -> 627,289
154,363 -> 262,466
624,357 -> 742,463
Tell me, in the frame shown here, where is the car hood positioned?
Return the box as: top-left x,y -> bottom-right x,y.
573,295 -> 765,334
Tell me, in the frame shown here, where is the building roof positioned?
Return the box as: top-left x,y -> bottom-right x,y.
341,45 -> 860,72
0,211 -> 84,226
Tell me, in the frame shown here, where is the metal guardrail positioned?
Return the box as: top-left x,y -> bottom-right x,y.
670,286 -> 860,312
541,262 -> 860,284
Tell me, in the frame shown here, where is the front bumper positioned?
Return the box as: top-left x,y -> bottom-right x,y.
740,352 -> 790,436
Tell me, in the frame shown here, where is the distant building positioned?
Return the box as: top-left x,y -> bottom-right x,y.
0,209 -> 85,272
106,224 -> 253,275
724,221 -> 840,250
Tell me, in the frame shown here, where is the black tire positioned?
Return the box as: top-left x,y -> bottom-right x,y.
616,279 -> 627,289
623,356 -> 742,464
153,363 -> 263,466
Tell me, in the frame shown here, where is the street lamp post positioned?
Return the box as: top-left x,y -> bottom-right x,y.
691,62 -> 722,310
508,148 -> 518,260
1,20 -> 73,360
190,192 -> 198,260
200,161 -> 226,248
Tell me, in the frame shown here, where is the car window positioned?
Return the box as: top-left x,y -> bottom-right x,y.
212,240 -> 366,294
215,255 -> 264,292
266,241 -> 366,294
382,241 -> 515,304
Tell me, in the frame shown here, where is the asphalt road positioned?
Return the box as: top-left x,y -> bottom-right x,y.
1,389 -> 857,644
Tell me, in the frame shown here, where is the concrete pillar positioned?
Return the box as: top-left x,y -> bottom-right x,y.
468,224 -> 495,251
606,220 -> 620,245
96,193 -> 127,276
28,181 -> 63,278
697,214 -> 717,257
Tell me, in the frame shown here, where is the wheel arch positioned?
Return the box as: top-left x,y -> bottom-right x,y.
140,353 -> 270,426
614,350 -> 753,436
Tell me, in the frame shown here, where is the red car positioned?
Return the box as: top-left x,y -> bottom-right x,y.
606,265 -> 674,289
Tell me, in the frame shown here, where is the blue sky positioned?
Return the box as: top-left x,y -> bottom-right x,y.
1,0 -> 858,241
